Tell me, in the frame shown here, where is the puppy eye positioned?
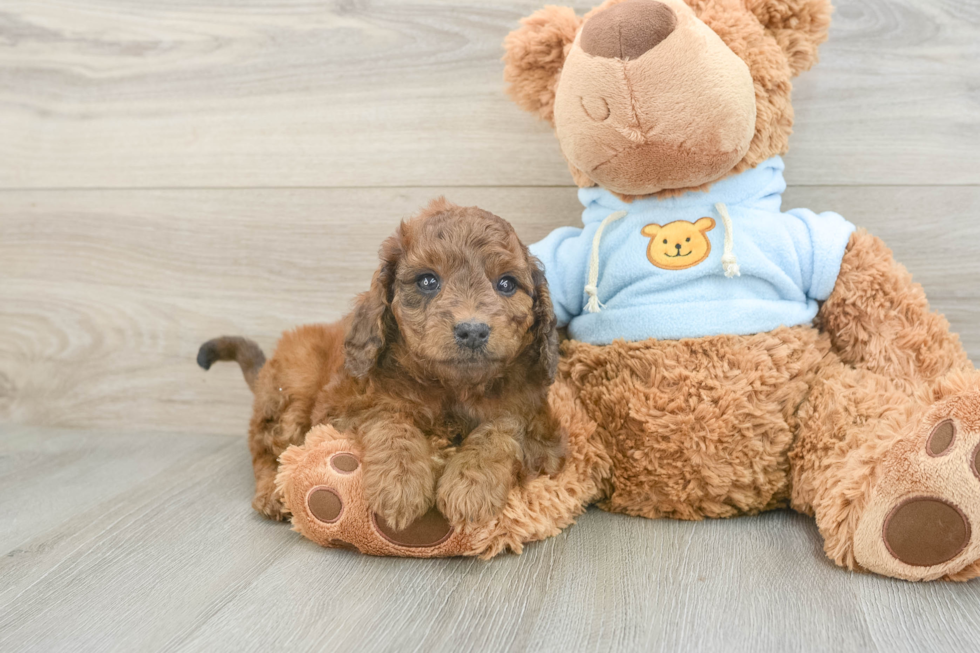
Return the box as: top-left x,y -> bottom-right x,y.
686,237 -> 691,242
496,275 -> 518,296
416,273 -> 440,294
663,239 -> 668,244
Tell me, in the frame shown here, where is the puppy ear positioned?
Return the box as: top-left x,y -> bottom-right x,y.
344,230 -> 402,378
746,0 -> 832,75
503,6 -> 582,124
529,256 -> 559,384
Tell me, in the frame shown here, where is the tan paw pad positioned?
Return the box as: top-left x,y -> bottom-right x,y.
307,487 -> 343,524
330,453 -> 360,474
926,420 -> 956,457
882,497 -> 970,567
373,509 -> 454,548
972,440 -> 980,480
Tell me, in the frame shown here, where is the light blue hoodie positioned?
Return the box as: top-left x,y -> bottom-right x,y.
528,157 -> 855,345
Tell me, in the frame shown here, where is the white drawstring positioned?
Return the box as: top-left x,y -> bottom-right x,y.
715,202 -> 740,278
584,210 -> 628,313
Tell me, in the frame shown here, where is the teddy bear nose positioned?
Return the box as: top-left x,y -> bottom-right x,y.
675,243 -> 682,250
580,0 -> 678,60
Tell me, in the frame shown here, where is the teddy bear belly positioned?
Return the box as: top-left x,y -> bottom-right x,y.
557,325 -> 832,520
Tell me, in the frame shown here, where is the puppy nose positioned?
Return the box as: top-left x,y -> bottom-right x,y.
675,243 -> 682,250
454,321 -> 490,350
580,0 -> 677,60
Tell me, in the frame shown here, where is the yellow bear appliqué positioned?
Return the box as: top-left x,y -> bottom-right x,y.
641,218 -> 716,270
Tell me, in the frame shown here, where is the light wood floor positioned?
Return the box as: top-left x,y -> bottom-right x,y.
1,0 -> 979,651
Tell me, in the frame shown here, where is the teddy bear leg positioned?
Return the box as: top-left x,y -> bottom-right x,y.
277,425 -> 468,557
817,230 -> 972,393
791,362 -> 980,581
277,378 -> 609,558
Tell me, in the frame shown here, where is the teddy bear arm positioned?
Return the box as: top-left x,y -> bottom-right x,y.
816,229 -> 972,394
529,225 -> 597,326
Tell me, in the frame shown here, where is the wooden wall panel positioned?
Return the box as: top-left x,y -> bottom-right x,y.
2,185 -> 978,435
0,0 -> 977,189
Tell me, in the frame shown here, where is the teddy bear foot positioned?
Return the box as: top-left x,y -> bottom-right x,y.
276,425 -> 471,557
853,389 -> 980,581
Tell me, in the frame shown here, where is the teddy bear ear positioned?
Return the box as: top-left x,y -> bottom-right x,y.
745,0 -> 833,76
694,217 -> 716,232
503,6 -> 583,124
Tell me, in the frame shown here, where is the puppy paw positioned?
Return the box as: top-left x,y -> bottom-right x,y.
437,456 -> 512,526
854,388 -> 980,581
363,460 -> 437,533
366,487 -> 434,533
277,425 -> 468,557
252,490 -> 289,521
521,438 -> 565,478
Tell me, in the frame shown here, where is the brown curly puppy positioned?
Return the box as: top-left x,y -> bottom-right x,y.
199,198 -> 562,530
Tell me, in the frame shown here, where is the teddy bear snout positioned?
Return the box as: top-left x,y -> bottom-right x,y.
580,0 -> 677,60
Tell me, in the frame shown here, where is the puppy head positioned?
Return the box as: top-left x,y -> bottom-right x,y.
344,198 -> 558,386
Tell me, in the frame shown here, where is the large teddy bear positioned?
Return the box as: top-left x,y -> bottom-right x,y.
276,0 -> 980,582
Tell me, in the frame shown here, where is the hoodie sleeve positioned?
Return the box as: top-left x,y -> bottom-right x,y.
787,208 -> 857,301
528,226 -> 592,328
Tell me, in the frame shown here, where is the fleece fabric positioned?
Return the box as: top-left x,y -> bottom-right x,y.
528,156 -> 856,344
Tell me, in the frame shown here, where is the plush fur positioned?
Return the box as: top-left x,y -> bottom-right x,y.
201,199 -> 562,530
504,0 -> 831,199
281,231 -> 980,581
273,0 -> 980,582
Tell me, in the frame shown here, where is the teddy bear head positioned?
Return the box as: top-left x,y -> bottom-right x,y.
503,0 -> 832,199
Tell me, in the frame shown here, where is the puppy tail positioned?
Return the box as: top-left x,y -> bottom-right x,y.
197,336 -> 266,393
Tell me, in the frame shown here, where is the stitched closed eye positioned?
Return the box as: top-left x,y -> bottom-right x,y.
580,96 -> 610,122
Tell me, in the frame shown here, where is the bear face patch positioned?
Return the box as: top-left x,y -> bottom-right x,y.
641,218 -> 716,270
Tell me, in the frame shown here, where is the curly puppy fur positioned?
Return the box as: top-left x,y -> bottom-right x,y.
202,199 -> 562,528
